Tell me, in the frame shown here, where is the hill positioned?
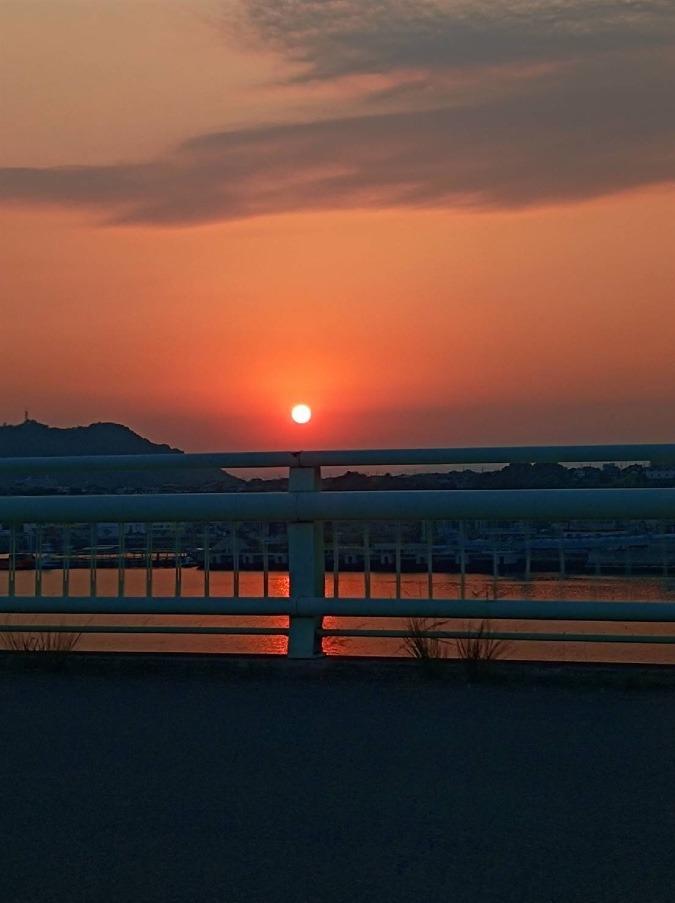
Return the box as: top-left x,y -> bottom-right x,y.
0,420 -> 242,491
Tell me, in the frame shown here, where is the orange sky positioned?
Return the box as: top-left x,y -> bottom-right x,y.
1,1 -> 674,451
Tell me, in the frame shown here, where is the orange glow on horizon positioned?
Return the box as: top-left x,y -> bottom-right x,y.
1,0 -> 673,453
3,185 -> 675,450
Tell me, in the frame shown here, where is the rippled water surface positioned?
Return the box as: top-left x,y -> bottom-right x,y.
2,568 -> 673,663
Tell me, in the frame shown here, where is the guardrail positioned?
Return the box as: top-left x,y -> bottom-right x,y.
0,442 -> 674,472
1,445 -> 674,659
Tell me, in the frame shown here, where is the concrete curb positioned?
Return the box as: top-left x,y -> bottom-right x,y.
1,650 -> 673,689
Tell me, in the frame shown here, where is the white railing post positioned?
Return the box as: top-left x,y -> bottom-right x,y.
287,464 -> 324,657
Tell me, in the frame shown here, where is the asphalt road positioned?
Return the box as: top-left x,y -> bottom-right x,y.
0,667 -> 673,903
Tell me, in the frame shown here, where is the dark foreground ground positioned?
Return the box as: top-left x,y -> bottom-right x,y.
0,659 -> 673,903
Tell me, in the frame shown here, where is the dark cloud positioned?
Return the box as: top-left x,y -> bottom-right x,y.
238,0 -> 674,82
1,2 -> 673,226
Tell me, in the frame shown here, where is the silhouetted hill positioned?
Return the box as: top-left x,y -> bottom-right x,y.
0,420 -> 180,458
0,421 -> 243,491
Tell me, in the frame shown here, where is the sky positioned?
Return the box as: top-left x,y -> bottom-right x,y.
1,0 -> 674,452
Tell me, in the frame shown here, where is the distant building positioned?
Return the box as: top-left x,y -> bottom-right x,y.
97,523 -> 150,540
646,467 -> 675,481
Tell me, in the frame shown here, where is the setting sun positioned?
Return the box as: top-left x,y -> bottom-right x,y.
291,404 -> 312,424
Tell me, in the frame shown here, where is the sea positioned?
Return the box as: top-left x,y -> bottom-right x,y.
2,567 -> 674,664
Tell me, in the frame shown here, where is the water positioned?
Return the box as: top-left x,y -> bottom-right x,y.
1,568 -> 673,664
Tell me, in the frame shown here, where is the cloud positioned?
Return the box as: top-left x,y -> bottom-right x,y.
1,2 -> 673,226
238,0 -> 675,82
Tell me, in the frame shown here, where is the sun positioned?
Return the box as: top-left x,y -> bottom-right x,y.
291,404 -> 312,424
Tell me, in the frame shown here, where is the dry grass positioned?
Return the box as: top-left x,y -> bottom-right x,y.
455,619 -> 514,680
402,617 -> 513,680
401,617 -> 450,664
0,624 -> 82,667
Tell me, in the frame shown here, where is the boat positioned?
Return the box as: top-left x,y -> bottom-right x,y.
0,552 -> 58,570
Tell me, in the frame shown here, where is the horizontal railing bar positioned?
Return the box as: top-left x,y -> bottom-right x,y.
0,452 -> 298,473
298,598 -> 675,622
0,625 -> 669,644
0,443 -> 672,473
1,487 -> 673,524
319,629 -> 675,644
0,597 -> 291,616
0,624 -> 287,636
1,597 -> 673,622
0,492 -> 292,523
297,488 -> 675,522
296,444 -> 675,467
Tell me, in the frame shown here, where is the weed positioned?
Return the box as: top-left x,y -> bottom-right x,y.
0,624 -> 82,669
401,617 -> 451,673
402,617 -> 513,680
454,619 -> 513,681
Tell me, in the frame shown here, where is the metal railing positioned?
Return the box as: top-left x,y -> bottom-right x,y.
1,444 -> 674,659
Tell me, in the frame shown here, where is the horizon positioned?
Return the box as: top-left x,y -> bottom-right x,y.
2,417 -> 673,482
2,1 -> 674,452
